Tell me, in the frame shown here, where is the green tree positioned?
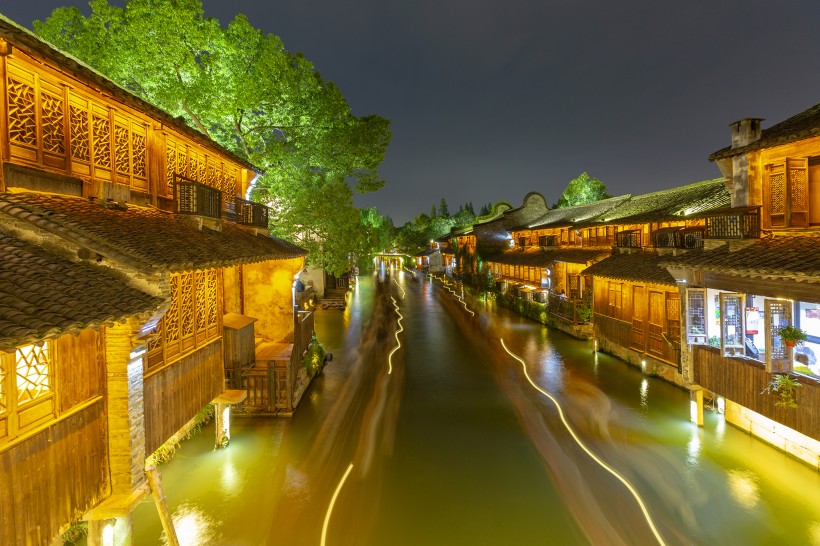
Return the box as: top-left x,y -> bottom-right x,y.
34,0 -> 391,272
554,172 -> 610,208
438,198 -> 450,218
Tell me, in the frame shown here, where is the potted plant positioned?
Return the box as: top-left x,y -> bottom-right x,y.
762,373 -> 801,408
778,325 -> 808,348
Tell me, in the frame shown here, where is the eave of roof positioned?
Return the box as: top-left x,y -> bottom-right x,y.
487,247 -> 610,267
659,235 -> 820,281
0,192 -> 306,273
581,252 -> 677,286
709,102 -> 820,161
0,231 -> 162,351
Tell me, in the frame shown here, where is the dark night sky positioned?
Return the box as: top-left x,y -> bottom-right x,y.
5,1 -> 820,224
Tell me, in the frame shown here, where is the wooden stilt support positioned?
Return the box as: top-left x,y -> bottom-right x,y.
691,385 -> 704,427
145,466 -> 180,546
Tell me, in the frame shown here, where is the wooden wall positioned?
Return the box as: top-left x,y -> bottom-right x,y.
693,345 -> 820,441
0,400 -> 107,546
55,329 -> 105,411
143,339 -> 224,455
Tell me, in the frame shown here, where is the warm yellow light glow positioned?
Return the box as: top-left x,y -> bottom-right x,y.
500,339 -> 667,546
716,396 -> 725,414
727,469 -> 760,508
321,463 -> 354,546
387,296 -> 404,375
689,400 -> 698,423
222,406 -> 231,441
102,522 -> 115,546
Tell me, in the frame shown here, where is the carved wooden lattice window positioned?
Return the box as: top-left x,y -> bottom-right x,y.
70,104 -> 90,161
92,113 -> 111,169
180,272 -> 195,339
666,293 -> 681,351
114,122 -> 130,175
767,159 -> 809,228
132,131 -> 147,178
195,270 -> 208,332
720,293 -> 745,355
41,91 -> 65,155
765,299 -> 793,373
166,144 -> 177,196
165,275 -> 181,344
686,288 -> 706,344
7,77 -> 37,146
16,344 -> 51,405
206,270 -> 218,327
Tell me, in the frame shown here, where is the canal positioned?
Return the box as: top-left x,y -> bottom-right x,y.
127,269 -> 820,545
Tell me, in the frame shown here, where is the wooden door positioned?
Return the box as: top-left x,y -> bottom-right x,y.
648,291 -> 665,357
631,285 -> 646,350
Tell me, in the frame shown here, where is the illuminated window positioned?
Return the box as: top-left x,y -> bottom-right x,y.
608,282 -> 622,318
16,343 -> 51,405
686,289 -> 707,344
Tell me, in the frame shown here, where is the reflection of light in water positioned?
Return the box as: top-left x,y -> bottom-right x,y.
640,378 -> 649,410
163,504 -> 221,546
809,521 -> 820,546
220,460 -> 239,496
727,469 -> 760,508
714,413 -> 726,442
686,432 -> 701,469
592,351 -> 599,379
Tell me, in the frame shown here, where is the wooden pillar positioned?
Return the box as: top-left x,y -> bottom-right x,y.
214,402 -> 230,448
690,385 -> 704,427
146,466 -> 180,546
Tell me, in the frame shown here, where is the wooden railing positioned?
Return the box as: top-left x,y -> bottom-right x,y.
295,310 -> 315,358
652,227 -> 704,249
174,174 -> 222,219
236,197 -> 269,228
692,345 -> 820,441
704,206 -> 761,239
548,293 -> 579,323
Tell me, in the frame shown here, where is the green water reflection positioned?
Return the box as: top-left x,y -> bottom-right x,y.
125,272 -> 820,546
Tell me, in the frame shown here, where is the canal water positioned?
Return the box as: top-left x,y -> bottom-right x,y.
125,270 -> 820,546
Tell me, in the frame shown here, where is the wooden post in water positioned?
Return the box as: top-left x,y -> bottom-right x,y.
145,466 -> 180,546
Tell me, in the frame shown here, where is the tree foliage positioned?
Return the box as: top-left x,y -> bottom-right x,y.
34,0 -> 391,273
395,201 -> 475,254
554,172 -> 610,208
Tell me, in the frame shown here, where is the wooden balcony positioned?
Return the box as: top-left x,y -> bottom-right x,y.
174,175 -> 221,219
236,197 -> 270,228
692,345 -> 820,441
652,227 -> 704,249
704,206 -> 761,239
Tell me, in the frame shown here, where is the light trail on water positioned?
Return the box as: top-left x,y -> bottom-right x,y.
500,338 -> 667,546
320,463 -> 354,546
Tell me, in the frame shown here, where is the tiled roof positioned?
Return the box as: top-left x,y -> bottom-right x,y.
525,195 -> 631,229
0,193 -> 306,273
710,103 -> 820,161
488,247 -> 609,267
582,252 -> 677,286
578,178 -> 729,226
659,235 -> 820,281
0,231 -> 161,351
0,15 -> 262,175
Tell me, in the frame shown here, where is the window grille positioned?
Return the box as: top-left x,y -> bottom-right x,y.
720,293 -> 745,355
16,344 -> 51,405
686,289 -> 706,344
615,230 -> 642,248
236,198 -> 270,228
765,299 -> 793,372
175,174 -> 222,219
705,207 -> 761,239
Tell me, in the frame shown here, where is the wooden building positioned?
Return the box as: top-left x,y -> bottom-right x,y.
0,15 -> 307,545
661,108 -> 820,467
